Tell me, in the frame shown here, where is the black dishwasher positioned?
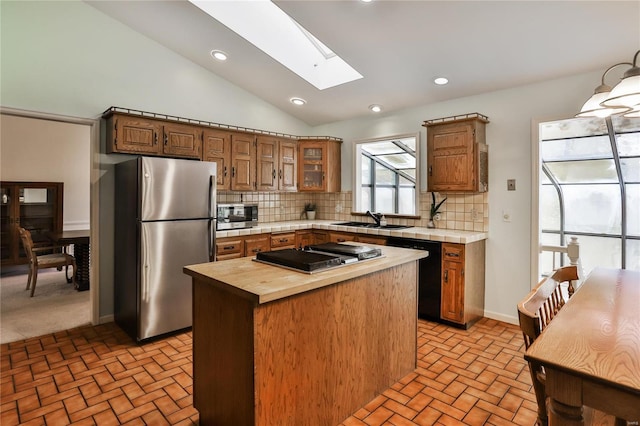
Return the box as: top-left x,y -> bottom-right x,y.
387,237 -> 442,321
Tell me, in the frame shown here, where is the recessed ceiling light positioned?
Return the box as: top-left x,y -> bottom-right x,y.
210,50 -> 228,61
434,77 -> 449,85
369,104 -> 383,113
361,0 -> 373,2
290,97 -> 306,106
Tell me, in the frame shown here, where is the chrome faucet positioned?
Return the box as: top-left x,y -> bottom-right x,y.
366,210 -> 382,226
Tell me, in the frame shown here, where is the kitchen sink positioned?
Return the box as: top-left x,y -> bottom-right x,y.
333,221 -> 412,230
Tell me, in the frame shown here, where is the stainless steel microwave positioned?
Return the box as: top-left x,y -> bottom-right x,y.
216,204 -> 258,230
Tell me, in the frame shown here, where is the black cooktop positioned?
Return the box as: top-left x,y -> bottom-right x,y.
254,243 -> 382,273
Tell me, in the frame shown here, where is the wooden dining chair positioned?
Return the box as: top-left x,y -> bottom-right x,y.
518,265 -> 578,426
18,227 -> 77,297
518,266 -> 627,426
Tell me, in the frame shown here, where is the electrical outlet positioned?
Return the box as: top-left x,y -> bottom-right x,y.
507,179 -> 516,191
502,210 -> 512,222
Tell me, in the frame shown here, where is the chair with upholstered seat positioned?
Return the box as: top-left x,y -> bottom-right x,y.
518,265 -> 627,426
18,227 -> 77,297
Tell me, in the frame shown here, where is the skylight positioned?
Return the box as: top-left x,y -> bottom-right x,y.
189,0 -> 363,90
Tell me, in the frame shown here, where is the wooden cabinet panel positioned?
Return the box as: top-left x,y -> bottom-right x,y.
270,232 -> 296,250
163,122 -> 202,159
245,235 -> 270,256
257,137 -> 298,192
1,182 -> 64,266
441,258 -> 464,323
203,129 -> 231,190
107,114 -> 162,155
279,141 -> 297,192
440,241 -> 485,328
328,231 -> 356,243
313,230 -> 329,244
298,139 -> 341,192
231,133 -> 256,191
424,115 -> 488,192
355,235 -> 387,245
256,136 -> 278,191
295,230 -> 314,248
216,238 -> 244,261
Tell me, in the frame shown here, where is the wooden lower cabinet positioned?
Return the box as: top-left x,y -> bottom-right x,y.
328,231 -> 356,243
355,235 -> 387,245
270,232 -> 295,250
244,235 -> 270,256
440,241 -> 485,328
295,230 -> 314,248
215,237 -> 244,261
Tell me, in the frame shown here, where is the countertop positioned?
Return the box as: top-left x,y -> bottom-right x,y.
215,220 -> 487,244
183,243 -> 428,304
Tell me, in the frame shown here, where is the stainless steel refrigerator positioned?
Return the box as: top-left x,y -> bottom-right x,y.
114,156 -> 216,342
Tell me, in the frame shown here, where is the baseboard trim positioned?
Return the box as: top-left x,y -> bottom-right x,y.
98,314 -> 114,325
483,310 -> 518,326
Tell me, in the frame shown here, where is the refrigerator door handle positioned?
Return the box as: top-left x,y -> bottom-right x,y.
209,174 -> 216,261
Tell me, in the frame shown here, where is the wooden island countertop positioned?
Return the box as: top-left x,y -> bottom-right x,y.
183,243 -> 427,304
183,243 -> 428,426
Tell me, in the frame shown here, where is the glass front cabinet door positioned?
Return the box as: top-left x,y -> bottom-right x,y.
298,139 -> 341,193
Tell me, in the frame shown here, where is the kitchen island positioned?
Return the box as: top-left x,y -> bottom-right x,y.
183,244 -> 427,426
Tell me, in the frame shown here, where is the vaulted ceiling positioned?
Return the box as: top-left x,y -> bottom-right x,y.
87,1 -> 640,126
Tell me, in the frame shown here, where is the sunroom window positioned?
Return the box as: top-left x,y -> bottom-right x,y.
539,116 -> 640,275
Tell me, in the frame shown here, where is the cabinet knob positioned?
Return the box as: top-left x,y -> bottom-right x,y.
444,270 -> 448,283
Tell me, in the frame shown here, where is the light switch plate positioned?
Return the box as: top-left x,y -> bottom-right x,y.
507,179 -> 516,191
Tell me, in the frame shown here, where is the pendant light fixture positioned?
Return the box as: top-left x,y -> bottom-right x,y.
575,62 -> 632,117
600,50 -> 640,110
576,50 -> 640,118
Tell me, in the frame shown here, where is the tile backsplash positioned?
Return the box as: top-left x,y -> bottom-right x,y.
218,191 -> 488,233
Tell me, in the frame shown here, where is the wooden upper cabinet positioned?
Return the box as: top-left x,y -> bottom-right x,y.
256,136 -> 279,191
162,122 -> 202,159
203,129 -> 232,190
279,140 -> 297,191
231,132 -> 256,191
106,113 -> 201,159
256,136 -> 298,192
298,139 -> 341,192
423,114 -> 489,192
107,114 -> 162,155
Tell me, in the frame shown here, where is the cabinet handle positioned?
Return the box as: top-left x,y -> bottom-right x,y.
252,248 -> 261,253
164,134 -> 168,146
224,166 -> 228,177
322,172 -> 325,181
154,132 -> 158,145
232,167 -> 236,178
446,252 -> 460,258
223,245 -> 235,251
337,238 -> 346,242
444,270 -> 448,283
279,238 -> 288,243
272,169 -> 276,179
429,166 -> 433,176
279,169 -> 282,179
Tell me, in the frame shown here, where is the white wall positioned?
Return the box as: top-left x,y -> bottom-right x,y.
0,114 -> 90,230
312,72 -> 601,324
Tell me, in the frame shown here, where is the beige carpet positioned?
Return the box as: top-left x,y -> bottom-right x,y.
0,268 -> 90,344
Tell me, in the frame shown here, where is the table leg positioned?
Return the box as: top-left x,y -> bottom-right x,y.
73,243 -> 90,291
549,398 -> 585,426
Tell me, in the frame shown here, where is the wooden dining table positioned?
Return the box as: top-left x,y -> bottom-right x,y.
525,267 -> 640,425
46,229 -> 90,291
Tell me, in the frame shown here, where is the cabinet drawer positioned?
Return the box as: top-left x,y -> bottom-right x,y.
328,232 -> 356,243
216,239 -> 244,260
216,252 -> 243,262
271,232 -> 296,249
442,243 -> 464,262
355,235 -> 387,245
245,235 -> 270,256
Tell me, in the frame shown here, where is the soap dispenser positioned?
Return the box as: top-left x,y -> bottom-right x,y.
379,215 -> 387,227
